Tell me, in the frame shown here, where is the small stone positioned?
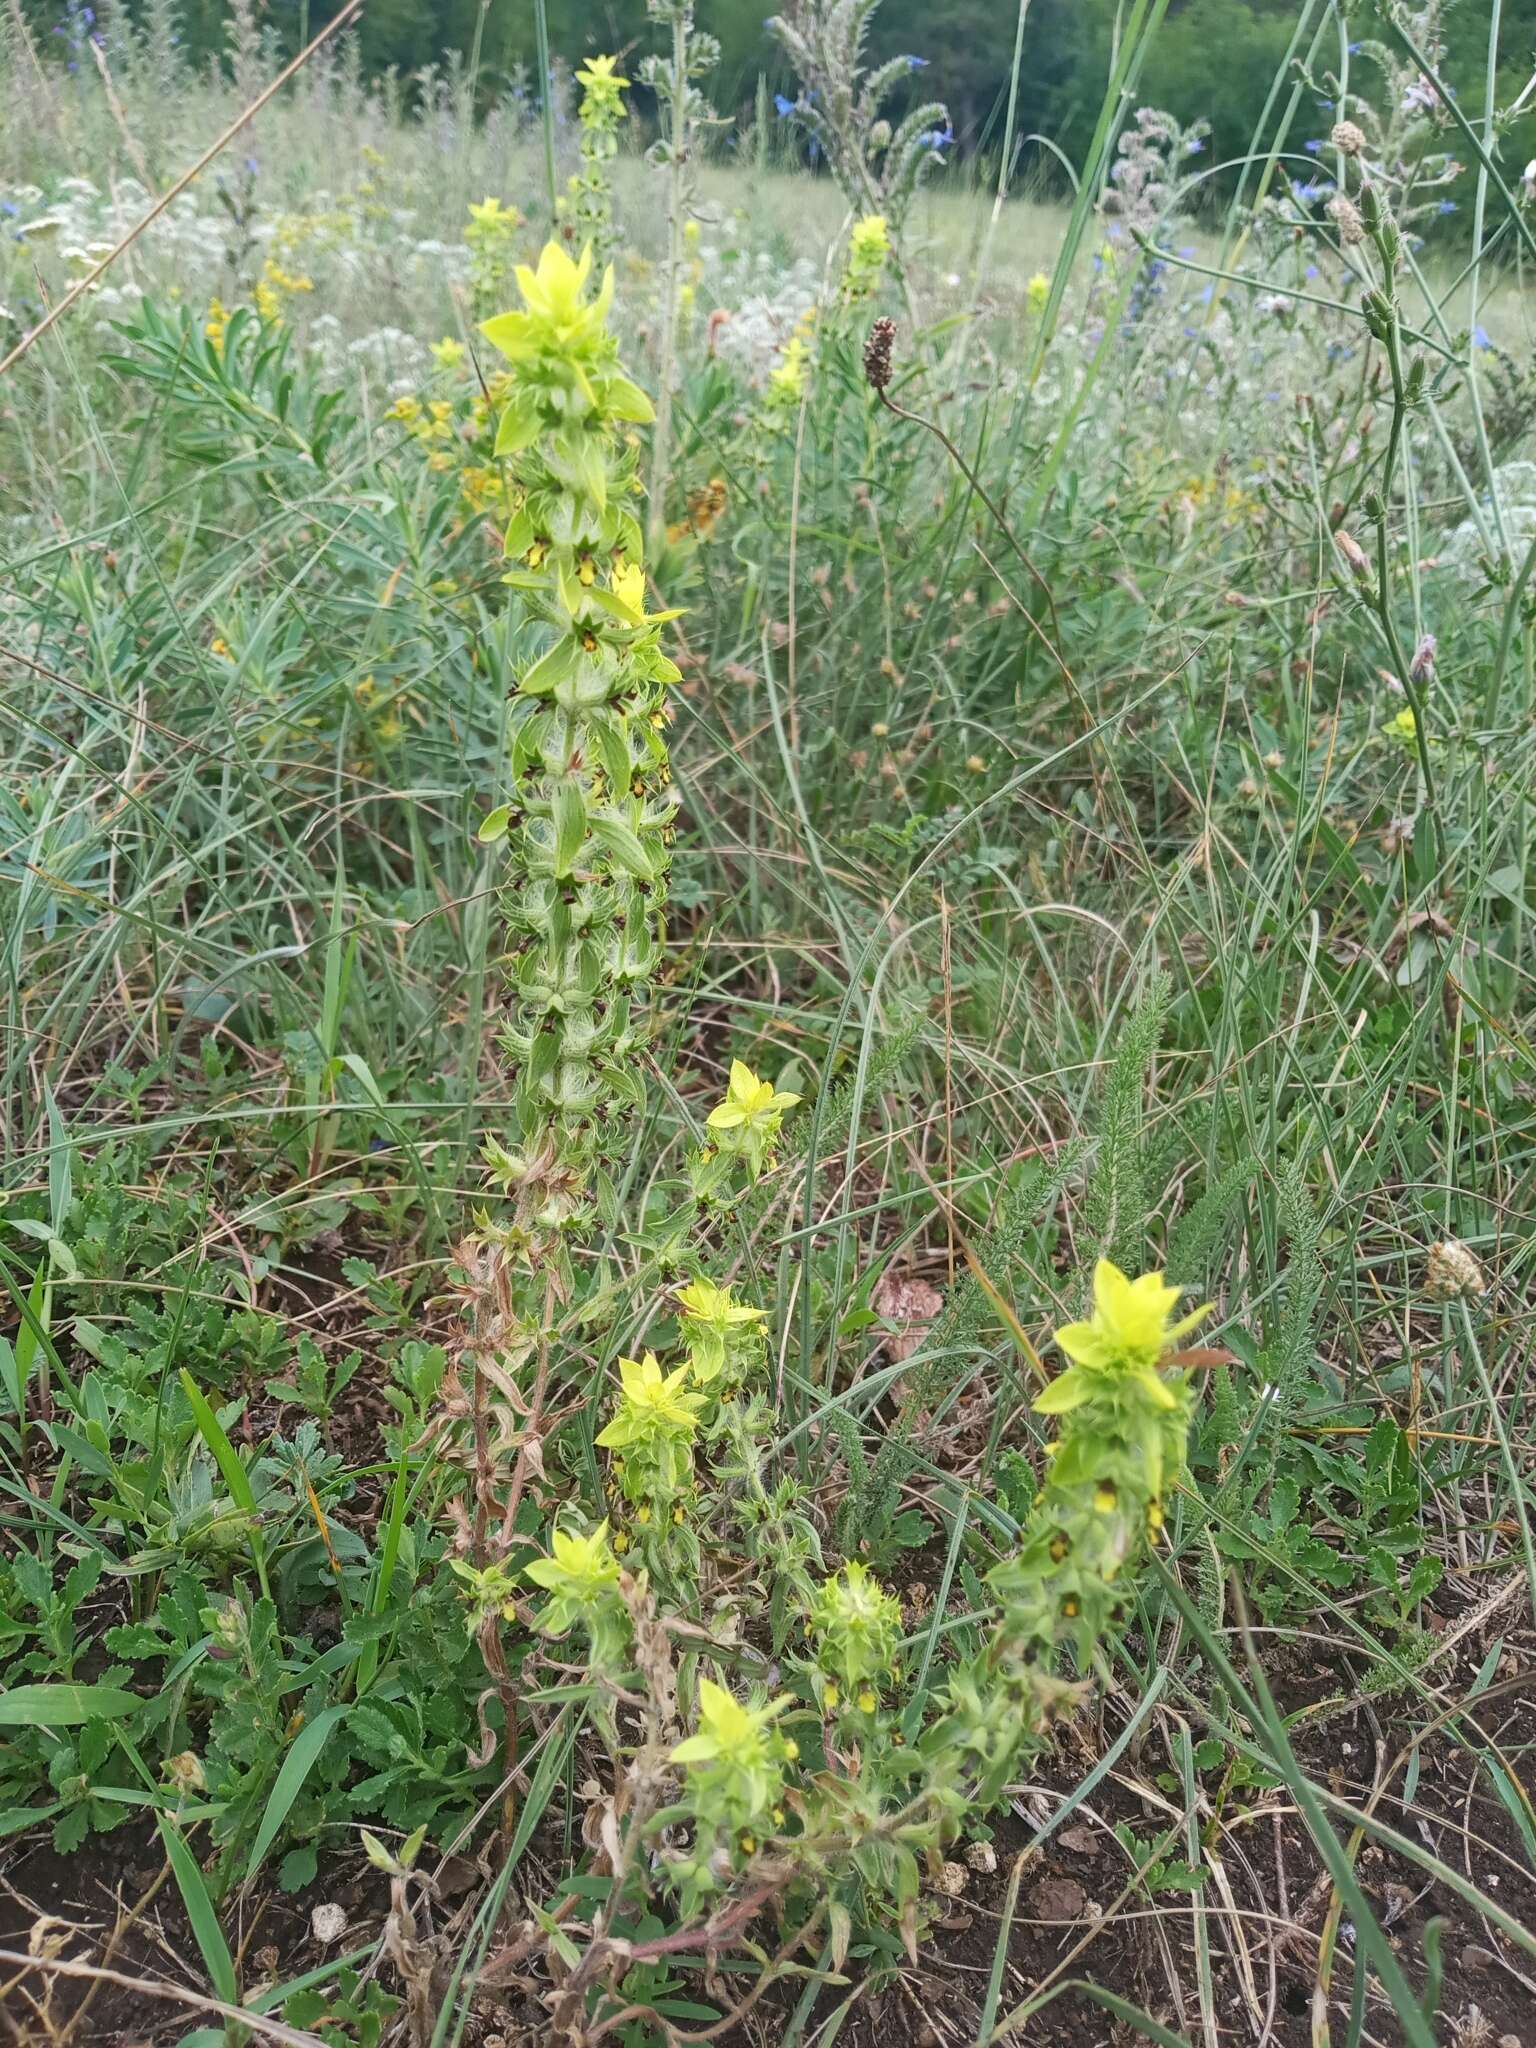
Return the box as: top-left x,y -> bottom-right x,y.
1028,1874 -> 1089,1922
934,1860 -> 969,1898
966,1840 -> 998,1875
311,1903 -> 347,1945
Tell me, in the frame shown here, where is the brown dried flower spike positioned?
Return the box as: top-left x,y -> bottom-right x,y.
863,315 -> 896,392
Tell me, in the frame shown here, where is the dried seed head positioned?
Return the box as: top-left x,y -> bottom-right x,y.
1331,119 -> 1367,157
1328,194 -> 1365,245
1410,632 -> 1437,683
1426,1238 -> 1487,1301
1336,529 -> 1371,578
863,315 -> 896,392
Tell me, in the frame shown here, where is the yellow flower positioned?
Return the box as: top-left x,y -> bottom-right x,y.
576,52 -> 628,88
575,52 -> 630,120
467,195 -> 520,231
431,336 -> 465,368
1051,1260 -> 1210,1377
523,1520 -> 621,1601
1036,1259 -> 1210,1415
768,331 -> 812,398
851,214 -> 889,260
595,1352 -> 705,1451
706,1059 -> 800,1134
676,1277 -> 766,1331
1026,271 -> 1051,313
1385,706 -> 1417,745
671,1678 -> 790,1767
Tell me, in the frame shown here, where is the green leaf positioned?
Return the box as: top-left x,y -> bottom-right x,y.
604,372 -> 655,423
158,1815 -> 239,2007
519,634 -> 576,698
0,1683 -> 141,1727
492,400 -> 541,456
179,1371 -> 257,1516
551,780 -> 588,878
477,804 -> 512,844
243,1702 -> 348,1887
587,813 -> 653,880
0,1803 -> 62,1836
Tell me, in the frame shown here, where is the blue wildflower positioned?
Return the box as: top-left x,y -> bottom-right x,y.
1473,324 -> 1491,349
1305,139 -> 1322,154
1438,199 -> 1457,214
905,54 -> 929,69
1185,135 -> 1204,154
920,124 -> 954,150
774,93 -> 794,117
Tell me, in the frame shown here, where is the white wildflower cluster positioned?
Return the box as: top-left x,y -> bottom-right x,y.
1442,461 -> 1536,584
694,248 -> 821,386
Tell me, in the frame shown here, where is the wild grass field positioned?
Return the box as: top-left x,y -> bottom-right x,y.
2,2 -> 1536,2045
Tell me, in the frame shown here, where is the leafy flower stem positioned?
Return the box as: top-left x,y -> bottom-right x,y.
647,5 -> 691,554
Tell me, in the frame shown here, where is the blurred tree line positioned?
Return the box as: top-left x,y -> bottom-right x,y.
42,1 -> 1536,199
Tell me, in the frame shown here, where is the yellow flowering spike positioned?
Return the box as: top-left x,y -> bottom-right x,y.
671,1678 -> 790,1765
523,1520 -> 620,1599
706,1059 -> 800,1132
595,1351 -> 705,1450
1054,1260 -> 1209,1372
677,1278 -> 767,1326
